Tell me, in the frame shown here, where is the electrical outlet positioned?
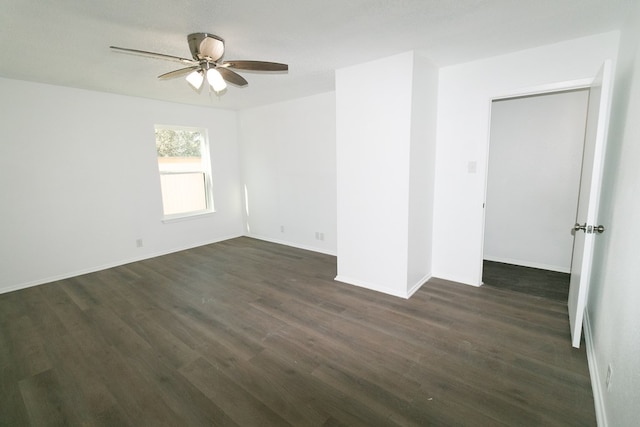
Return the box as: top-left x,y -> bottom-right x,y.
606,364 -> 613,390
280,225 -> 285,233
136,238 -> 143,248
467,161 -> 477,174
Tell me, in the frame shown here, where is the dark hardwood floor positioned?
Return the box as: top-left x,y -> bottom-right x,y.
1,237 -> 595,426
482,260 -> 571,303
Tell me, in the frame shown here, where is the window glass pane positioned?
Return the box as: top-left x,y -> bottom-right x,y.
156,128 -> 203,173
159,172 -> 207,215
154,126 -> 213,218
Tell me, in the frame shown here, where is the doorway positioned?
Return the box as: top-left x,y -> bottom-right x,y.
482,89 -> 590,298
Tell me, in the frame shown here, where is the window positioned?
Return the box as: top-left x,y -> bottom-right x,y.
155,125 -> 214,219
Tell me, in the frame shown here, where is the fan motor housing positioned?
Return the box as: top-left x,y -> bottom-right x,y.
188,33 -> 225,62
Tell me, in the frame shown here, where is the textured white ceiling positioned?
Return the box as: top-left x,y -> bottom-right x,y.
0,0 -> 630,110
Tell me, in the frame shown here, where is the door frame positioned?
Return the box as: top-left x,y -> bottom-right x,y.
479,77 -> 594,285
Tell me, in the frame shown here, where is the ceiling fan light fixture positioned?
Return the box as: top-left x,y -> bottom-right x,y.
185,70 -> 204,90
206,67 -> 227,92
111,32 -> 287,95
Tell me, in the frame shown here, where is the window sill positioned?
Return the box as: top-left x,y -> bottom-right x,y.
161,210 -> 215,224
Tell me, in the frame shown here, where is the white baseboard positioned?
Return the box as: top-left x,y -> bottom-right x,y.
584,311 -> 607,427
407,273 -> 431,298
334,273 -> 430,299
334,275 -> 409,299
431,273 -> 482,287
483,255 -> 570,273
249,235 -> 429,299
0,233 -> 243,295
246,233 -> 337,256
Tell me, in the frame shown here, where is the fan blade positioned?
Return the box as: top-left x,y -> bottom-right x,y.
158,66 -> 200,80
217,67 -> 248,87
110,46 -> 197,65
222,60 -> 288,72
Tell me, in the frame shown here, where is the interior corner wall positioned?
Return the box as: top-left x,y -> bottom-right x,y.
484,90 -> 589,273
335,51 -> 414,297
237,92 -> 337,255
585,2 -> 640,425
0,78 -> 244,293
432,31 -> 621,286
407,53 -> 439,294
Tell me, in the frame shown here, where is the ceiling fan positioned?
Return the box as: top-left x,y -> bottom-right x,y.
110,33 -> 288,93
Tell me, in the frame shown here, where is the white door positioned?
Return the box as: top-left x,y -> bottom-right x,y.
568,60 -> 613,348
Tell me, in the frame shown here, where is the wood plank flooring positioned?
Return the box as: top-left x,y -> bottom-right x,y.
482,260 -> 571,303
0,237 -> 595,426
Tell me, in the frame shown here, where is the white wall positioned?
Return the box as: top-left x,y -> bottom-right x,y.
484,90 -> 589,273
335,51 -> 438,298
238,92 -> 337,254
433,31 -> 620,286
0,78 -> 244,293
336,52 -> 412,296
407,52 -> 439,293
585,2 -> 640,425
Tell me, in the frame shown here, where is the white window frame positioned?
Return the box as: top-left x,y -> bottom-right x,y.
154,125 -> 215,221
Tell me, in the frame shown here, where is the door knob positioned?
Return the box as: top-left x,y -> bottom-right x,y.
574,223 -> 587,232
595,225 -> 606,234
